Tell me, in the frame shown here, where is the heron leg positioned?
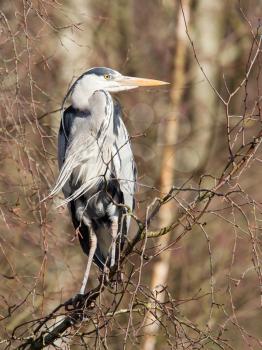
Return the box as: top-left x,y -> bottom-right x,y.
110,217 -> 118,268
76,202 -> 97,295
79,228 -> 97,295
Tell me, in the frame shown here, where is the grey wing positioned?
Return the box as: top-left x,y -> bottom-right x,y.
57,107 -> 96,266
112,102 -> 137,229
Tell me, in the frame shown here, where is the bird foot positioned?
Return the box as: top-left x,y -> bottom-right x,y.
64,293 -> 88,311
113,270 -> 124,283
109,271 -> 124,289
99,269 -> 110,285
98,267 -> 123,288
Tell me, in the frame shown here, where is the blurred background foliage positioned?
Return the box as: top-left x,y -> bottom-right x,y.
0,0 -> 261,349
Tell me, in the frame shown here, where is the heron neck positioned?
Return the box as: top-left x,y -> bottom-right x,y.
71,85 -> 94,111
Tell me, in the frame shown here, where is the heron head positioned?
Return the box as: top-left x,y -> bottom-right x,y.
70,67 -> 169,110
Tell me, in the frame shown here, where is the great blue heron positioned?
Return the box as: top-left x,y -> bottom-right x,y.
50,67 -> 168,295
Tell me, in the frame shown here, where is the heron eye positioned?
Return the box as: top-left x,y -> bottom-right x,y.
104,74 -> 110,80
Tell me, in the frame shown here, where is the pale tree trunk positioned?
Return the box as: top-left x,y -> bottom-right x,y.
53,0 -> 93,125
186,1 -> 224,170
142,2 -> 191,349
142,1 -> 224,348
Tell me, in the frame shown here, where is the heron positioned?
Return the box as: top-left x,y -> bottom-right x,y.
50,67 -> 168,295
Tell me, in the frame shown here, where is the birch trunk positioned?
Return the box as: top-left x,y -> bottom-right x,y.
142,2 -> 191,349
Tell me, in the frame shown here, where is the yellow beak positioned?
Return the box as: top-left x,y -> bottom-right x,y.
118,76 -> 169,87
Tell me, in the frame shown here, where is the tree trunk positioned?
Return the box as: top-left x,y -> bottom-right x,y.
142,2 -> 191,349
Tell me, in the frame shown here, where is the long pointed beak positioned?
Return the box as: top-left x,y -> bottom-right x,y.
118,76 -> 169,87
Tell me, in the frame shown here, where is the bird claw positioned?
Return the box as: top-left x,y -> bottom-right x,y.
99,270 -> 110,285
64,293 -> 88,311
109,270 -> 124,288
99,269 -> 124,290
